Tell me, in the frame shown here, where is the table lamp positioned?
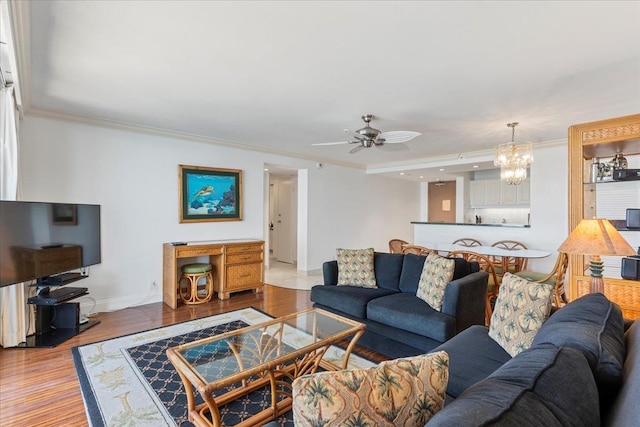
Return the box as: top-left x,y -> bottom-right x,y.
558,218 -> 636,293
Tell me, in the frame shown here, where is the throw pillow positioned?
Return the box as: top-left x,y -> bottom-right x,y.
416,253 -> 456,311
488,273 -> 553,357
292,352 -> 449,427
336,248 -> 377,288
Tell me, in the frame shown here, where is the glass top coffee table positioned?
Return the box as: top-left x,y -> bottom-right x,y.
166,308 -> 366,427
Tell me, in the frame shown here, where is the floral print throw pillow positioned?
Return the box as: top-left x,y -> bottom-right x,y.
336,248 -> 377,288
292,352 -> 449,427
416,253 -> 456,311
489,272 -> 553,357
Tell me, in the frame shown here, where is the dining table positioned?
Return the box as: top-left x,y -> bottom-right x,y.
415,242 -> 552,277
422,243 -> 552,260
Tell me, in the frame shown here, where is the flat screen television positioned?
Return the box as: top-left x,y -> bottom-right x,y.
0,201 -> 101,287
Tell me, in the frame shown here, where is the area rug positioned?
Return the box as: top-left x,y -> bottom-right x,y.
72,307 -> 375,427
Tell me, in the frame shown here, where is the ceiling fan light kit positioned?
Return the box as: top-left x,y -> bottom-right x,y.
494,122 -> 534,185
313,114 -> 421,154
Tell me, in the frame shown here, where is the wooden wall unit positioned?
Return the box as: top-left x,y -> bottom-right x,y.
163,239 -> 264,308
568,113 -> 640,319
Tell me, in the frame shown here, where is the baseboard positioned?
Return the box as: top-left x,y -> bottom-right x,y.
78,290 -> 162,315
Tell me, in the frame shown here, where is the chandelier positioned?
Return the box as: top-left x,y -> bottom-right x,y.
494,122 -> 533,185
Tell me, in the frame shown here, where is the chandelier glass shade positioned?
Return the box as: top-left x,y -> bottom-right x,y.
494,123 -> 533,185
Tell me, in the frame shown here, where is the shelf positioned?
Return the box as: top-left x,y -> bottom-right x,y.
609,219 -> 640,232
582,138 -> 640,160
569,114 -> 640,320
17,319 -> 100,348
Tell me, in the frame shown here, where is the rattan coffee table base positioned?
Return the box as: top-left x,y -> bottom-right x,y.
167,308 -> 366,427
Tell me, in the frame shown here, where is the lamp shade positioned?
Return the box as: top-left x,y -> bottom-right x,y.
558,219 -> 636,256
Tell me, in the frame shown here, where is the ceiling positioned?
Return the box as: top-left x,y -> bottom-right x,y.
8,1 -> 640,181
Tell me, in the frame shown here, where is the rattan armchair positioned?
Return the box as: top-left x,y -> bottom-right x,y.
515,252 -> 569,307
491,240 -> 528,275
452,238 -> 482,247
447,250 -> 500,325
401,245 -> 435,256
389,239 -> 410,254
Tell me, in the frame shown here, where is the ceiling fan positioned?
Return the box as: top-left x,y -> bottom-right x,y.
313,114 -> 422,154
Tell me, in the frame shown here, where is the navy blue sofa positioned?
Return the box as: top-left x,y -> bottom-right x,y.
427,293 -> 640,426
310,252 -> 489,358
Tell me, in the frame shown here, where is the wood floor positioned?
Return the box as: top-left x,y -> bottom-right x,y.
0,285 -> 387,427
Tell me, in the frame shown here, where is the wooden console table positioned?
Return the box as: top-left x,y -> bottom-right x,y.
162,239 -> 264,309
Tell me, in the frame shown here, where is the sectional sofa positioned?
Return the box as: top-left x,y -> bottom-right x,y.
310,252 -> 489,358
428,293 -> 638,425
270,257 -> 638,426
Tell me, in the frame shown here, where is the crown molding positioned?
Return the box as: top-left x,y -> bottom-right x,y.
26,107 -> 365,171
27,107 -> 567,176
366,138 -> 567,174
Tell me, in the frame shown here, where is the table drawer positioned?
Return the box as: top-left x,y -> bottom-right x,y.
226,263 -> 262,289
226,252 -> 263,264
225,243 -> 263,254
176,247 -> 223,257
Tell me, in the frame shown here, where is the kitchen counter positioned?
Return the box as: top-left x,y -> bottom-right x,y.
411,221 -> 530,228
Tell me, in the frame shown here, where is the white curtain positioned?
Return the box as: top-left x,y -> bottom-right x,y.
0,85 -> 32,347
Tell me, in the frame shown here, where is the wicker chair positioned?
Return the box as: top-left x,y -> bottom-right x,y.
388,239 -> 410,254
515,252 -> 569,307
452,238 -> 482,247
401,245 -> 435,256
447,250 -> 500,325
491,240 -> 528,275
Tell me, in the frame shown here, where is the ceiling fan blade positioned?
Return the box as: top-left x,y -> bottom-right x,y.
312,141 -> 351,146
349,145 -> 365,154
377,143 -> 409,152
378,131 -> 421,143
344,129 -> 365,140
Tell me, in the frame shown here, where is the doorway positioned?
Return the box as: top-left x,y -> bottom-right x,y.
428,181 -> 456,222
267,167 -> 298,265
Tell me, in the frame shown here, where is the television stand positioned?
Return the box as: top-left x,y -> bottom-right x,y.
20,291 -> 100,348
18,311 -> 99,348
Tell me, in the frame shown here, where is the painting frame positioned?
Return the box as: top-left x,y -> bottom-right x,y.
179,165 -> 242,223
52,203 -> 78,225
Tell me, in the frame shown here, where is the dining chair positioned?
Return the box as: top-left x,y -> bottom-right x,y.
447,250 -> 500,325
401,245 -> 435,256
452,238 -> 482,247
515,252 -> 569,307
389,239 -> 409,254
491,240 -> 528,275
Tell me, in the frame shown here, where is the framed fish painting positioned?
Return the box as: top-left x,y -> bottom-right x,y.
179,165 -> 242,223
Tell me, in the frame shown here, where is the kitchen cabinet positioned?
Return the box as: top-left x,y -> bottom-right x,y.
568,113 -> 640,319
501,183 -> 517,205
470,179 -> 529,207
517,179 -> 530,204
470,180 -> 486,206
485,179 -> 501,205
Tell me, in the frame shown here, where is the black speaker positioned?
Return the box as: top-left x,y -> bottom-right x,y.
621,257 -> 640,281
52,303 -> 80,328
627,209 -> 640,229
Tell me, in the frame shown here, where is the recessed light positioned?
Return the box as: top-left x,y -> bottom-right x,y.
400,172 -> 405,175
264,168 -> 269,171
419,176 -> 424,179
473,165 -> 479,168
439,168 -> 444,171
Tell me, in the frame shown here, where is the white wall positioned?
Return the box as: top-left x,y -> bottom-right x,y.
414,143 -> 568,273
18,116 -> 420,312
